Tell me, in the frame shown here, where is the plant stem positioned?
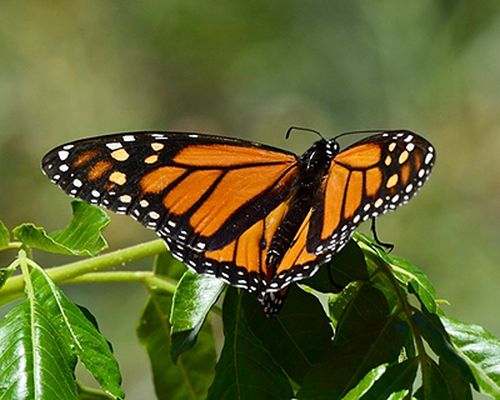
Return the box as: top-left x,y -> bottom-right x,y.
67,271 -> 177,294
0,239 -> 166,304
0,242 -> 23,252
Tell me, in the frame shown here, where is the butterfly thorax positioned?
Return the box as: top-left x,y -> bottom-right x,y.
265,140 -> 337,275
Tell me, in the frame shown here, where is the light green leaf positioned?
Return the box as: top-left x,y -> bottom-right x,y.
341,363 -> 388,400
389,255 -> 437,313
441,315 -> 500,398
0,220 -> 9,248
360,358 -> 419,400
13,200 -> 109,256
0,292 -> 78,399
78,384 -> 115,399
170,270 -> 225,361
31,268 -> 124,399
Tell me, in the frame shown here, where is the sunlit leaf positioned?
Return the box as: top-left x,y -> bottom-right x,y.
207,288 -> 293,400
137,289 -> 216,400
31,268 -> 123,399
341,363 -> 388,400
13,200 -> 109,256
389,255 -> 436,313
0,289 -> 78,399
441,315 -> 500,398
243,285 -> 334,384
359,358 -> 419,400
298,284 -> 410,400
170,270 -> 225,362
0,220 -> 9,248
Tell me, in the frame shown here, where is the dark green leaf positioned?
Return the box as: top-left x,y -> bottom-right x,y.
13,200 -> 109,256
360,358 -> 419,400
439,359 -> 473,400
298,284 -> 410,400
207,288 -> 293,400
389,255 -> 437,313
441,315 -> 500,398
304,240 -> 369,293
243,285 -> 334,384
31,268 -> 124,399
0,294 -> 78,399
170,270 -> 225,361
341,363 -> 388,400
415,359 -> 453,400
0,220 -> 9,248
137,289 -> 216,400
413,311 -> 476,389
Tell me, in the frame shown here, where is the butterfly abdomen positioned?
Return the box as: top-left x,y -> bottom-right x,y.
265,140 -> 334,273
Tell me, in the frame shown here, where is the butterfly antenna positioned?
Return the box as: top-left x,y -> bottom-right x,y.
333,129 -> 407,141
285,126 -> 326,141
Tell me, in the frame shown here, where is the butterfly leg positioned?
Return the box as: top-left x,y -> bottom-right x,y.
370,218 -> 394,253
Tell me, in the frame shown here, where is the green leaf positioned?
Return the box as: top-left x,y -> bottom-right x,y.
387,390 -> 410,400
207,288 -> 293,400
389,255 -> 437,313
439,359 -> 473,400
341,363 -> 388,400
13,200 -> 109,256
328,281 -> 363,326
0,220 -> 9,248
170,270 -> 225,362
413,311 -> 477,389
415,359 -> 453,400
0,292 -> 78,399
0,265 -> 15,290
31,268 -> 124,399
360,358 -> 419,400
304,240 -> 369,293
243,285 -> 334,384
78,384 -> 115,399
298,284 -> 410,400
137,286 -> 216,400
441,315 -> 500,398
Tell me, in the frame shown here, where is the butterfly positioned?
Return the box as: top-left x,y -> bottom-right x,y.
41,128 -> 435,315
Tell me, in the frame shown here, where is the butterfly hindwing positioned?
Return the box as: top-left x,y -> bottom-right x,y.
42,131 -> 299,253
308,130 -> 435,255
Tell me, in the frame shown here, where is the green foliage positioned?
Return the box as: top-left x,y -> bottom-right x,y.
207,288 -> 294,400
0,202 -> 499,399
137,252 -> 217,400
12,200 -> 109,256
0,220 -> 9,248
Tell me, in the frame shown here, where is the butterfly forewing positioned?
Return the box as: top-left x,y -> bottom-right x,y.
42,131 -> 299,254
308,130 -> 435,256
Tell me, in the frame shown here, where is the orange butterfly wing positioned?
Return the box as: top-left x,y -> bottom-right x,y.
42,131 -> 299,254
308,131 -> 435,255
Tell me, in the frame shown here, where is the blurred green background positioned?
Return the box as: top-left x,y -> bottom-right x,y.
1,1 -> 499,397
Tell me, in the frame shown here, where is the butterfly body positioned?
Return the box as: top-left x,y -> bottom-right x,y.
42,129 -> 435,315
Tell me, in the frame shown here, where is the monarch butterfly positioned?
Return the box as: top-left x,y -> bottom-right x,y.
42,128 -> 435,315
